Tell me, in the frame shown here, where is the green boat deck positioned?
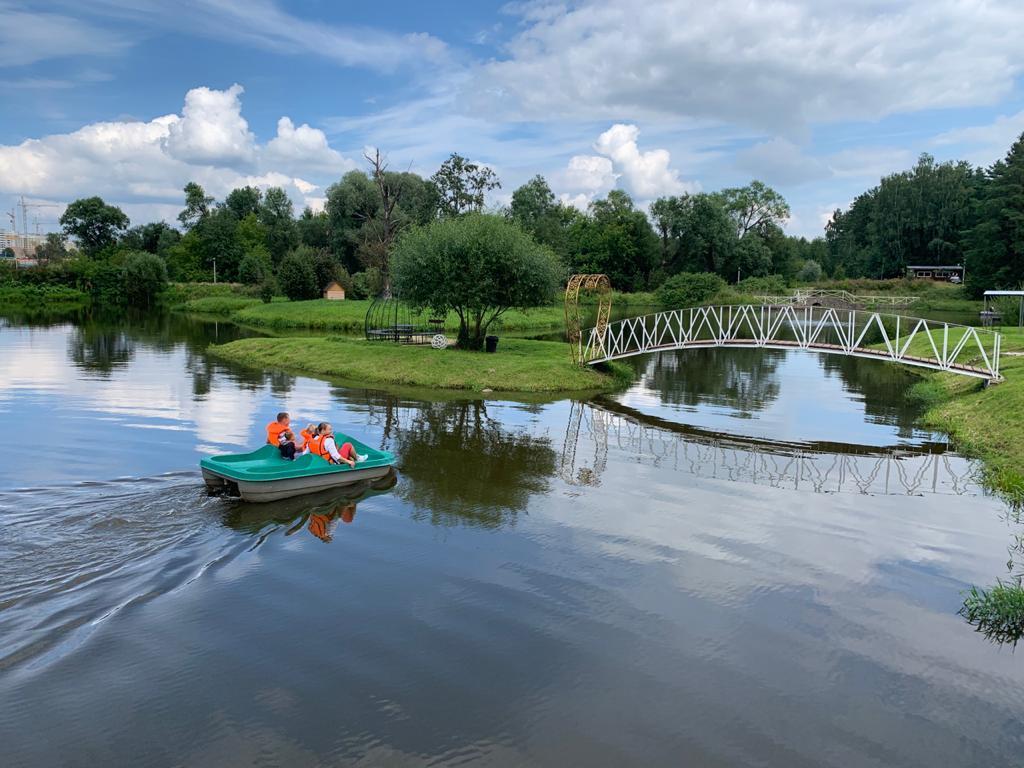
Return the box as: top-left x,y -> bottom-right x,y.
201,434 -> 395,483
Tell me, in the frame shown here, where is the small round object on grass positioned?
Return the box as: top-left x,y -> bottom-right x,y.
431,334 -> 448,350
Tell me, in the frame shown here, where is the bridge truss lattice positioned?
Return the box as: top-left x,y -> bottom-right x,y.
580,305 -> 1002,381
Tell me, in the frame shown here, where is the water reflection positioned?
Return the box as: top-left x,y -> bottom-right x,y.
223,470 -> 398,544
386,399 -> 557,528
617,347 -> 943,447
630,347 -> 784,417
561,399 -> 982,497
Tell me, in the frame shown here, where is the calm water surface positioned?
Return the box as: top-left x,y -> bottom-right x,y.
1,313 -> 1022,767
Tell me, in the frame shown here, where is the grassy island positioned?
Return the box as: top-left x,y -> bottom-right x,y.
208,336 -> 633,394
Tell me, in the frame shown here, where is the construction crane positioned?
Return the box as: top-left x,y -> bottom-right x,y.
18,195 -> 60,250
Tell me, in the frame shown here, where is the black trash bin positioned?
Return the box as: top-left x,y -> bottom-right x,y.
485,335 -> 499,353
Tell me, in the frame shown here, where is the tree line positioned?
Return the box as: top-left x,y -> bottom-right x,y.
13,129 -> 1024,303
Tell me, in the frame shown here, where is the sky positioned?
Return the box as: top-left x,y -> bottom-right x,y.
1,0 -> 1023,239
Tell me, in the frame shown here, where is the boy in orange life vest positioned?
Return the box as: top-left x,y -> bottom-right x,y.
266,412 -> 290,445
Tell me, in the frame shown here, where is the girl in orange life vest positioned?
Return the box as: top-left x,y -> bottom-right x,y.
266,412 -> 291,445
298,423 -> 317,454
309,422 -> 358,468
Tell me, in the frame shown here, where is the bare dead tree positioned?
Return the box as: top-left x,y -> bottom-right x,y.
361,148 -> 403,296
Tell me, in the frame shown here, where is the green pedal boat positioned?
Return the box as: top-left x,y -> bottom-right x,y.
201,434 -> 396,503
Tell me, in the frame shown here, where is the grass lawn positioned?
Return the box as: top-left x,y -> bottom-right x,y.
228,299 -> 572,334
899,326 -> 1024,501
208,335 -> 633,394
175,295 -> 263,314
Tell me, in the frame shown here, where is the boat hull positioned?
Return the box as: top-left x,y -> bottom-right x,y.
203,463 -> 393,503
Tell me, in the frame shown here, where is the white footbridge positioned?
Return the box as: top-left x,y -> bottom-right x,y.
580,305 -> 1002,381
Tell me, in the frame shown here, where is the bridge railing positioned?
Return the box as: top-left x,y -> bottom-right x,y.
755,289 -> 918,307
581,304 -> 1002,380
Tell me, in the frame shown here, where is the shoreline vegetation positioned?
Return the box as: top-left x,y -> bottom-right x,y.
208,336 -> 634,394
905,327 -> 1024,503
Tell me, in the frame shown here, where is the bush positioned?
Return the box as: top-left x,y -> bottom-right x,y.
259,276 -> 277,304
350,267 -> 383,300
736,274 -> 788,295
277,251 -> 319,301
796,259 -> 823,282
122,251 -> 168,307
238,251 -> 272,285
656,272 -> 727,308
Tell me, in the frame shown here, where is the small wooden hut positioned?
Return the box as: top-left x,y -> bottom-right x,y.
323,281 -> 346,300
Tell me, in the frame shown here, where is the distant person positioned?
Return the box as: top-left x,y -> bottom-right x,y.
278,429 -> 297,460
266,412 -> 290,445
309,422 -> 364,468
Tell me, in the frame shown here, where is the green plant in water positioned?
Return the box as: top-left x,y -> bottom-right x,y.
960,580 -> 1024,647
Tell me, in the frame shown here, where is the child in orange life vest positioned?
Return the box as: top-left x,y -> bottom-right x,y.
309,422 -> 360,468
266,412 -> 290,445
298,423 -> 317,454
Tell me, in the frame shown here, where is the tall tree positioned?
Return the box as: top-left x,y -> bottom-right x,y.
297,207 -> 331,249
178,182 -> 213,229
567,190 -> 659,291
509,175 -> 577,259
59,196 -> 129,255
392,213 -> 560,349
259,186 -> 298,265
718,180 -> 790,238
964,133 -> 1024,296
431,153 -> 501,217
325,170 -> 379,272
826,154 -> 980,278
34,232 -> 69,265
224,185 -> 263,220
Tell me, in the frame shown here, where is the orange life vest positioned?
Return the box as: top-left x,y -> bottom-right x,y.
308,434 -> 335,463
299,428 -> 314,451
266,421 -> 289,445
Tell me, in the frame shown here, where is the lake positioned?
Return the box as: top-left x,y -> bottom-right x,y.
1,312 -> 1022,767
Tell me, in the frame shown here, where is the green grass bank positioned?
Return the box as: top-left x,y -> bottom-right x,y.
208,336 -> 633,394
898,327 -> 1024,501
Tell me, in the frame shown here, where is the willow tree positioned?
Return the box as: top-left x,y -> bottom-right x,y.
392,213 -> 560,350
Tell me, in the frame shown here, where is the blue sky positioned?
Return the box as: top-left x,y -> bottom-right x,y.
2,0 -> 1023,238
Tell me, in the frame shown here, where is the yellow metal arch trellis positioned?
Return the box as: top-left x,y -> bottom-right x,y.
565,273 -> 612,364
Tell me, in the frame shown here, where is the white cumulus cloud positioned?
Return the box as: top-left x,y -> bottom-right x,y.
0,84 -> 354,224
164,84 -> 255,166
475,0 -> 1024,132
593,124 -> 690,199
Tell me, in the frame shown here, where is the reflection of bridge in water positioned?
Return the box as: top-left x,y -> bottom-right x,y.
561,400 -> 983,497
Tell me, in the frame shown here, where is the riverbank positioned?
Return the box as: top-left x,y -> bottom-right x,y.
904,327 -> 1024,501
0,284 -> 90,308
208,336 -> 633,394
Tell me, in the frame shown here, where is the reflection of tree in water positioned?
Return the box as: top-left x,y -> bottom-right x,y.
390,399 -> 556,529
817,354 -> 925,438
68,323 -> 136,375
641,348 -> 785,418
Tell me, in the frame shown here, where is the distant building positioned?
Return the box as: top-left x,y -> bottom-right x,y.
906,265 -> 964,281
0,230 -> 49,259
323,281 -> 346,300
